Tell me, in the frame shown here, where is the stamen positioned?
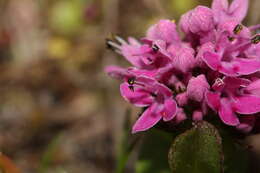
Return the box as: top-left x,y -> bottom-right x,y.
152,44 -> 159,52
150,93 -> 157,97
105,38 -> 115,50
215,78 -> 224,86
228,36 -> 235,42
251,35 -> 260,44
115,36 -> 127,45
127,77 -> 136,92
233,24 -> 243,34
127,77 -> 136,85
128,85 -> 134,91
105,34 -> 126,51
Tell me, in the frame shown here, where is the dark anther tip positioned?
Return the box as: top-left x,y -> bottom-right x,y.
152,44 -> 159,52
127,77 -> 136,85
233,24 -> 243,34
251,35 -> 260,44
228,36 -> 235,42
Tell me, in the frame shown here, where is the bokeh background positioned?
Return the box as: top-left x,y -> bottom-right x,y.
0,0 -> 259,173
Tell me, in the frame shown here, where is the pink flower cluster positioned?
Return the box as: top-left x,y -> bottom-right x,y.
105,0 -> 260,133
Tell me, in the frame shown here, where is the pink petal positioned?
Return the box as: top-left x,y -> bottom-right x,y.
205,91 -> 221,111
187,74 -> 209,102
179,6 -> 214,34
132,103 -> 161,133
219,98 -> 240,126
188,6 -> 215,33
212,0 -> 229,23
192,110 -> 203,121
127,37 -> 141,46
196,42 -> 215,67
212,0 -> 229,12
120,82 -> 153,107
105,65 -> 129,80
120,44 -> 146,68
161,99 -> 178,121
176,92 -> 188,106
179,12 -> 190,34
146,20 -> 180,43
245,79 -> 260,96
212,0 -> 248,22
236,115 -> 255,133
202,51 -> 221,71
233,95 -> 260,114
233,58 -> 260,75
174,108 -> 187,124
229,0 -> 249,22
128,68 -> 156,78
168,44 -> 196,73
223,77 -> 250,89
219,62 -> 238,76
153,83 -> 173,98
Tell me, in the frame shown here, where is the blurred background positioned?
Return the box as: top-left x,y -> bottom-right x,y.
0,0 -> 259,173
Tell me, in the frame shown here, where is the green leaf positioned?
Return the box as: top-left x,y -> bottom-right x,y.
168,121 -> 223,173
38,134 -> 63,173
136,129 -> 174,173
221,130 -> 250,173
115,109 -> 140,173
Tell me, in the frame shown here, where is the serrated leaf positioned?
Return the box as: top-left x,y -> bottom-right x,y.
168,121 -> 223,173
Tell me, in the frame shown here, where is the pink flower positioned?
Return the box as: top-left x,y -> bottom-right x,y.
105,0 -> 260,133
120,76 -> 178,133
201,21 -> 260,76
206,77 -> 260,126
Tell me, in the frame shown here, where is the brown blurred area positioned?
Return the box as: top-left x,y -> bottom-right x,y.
0,0 -> 259,173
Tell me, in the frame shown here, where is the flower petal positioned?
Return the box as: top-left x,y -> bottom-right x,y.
229,0 -> 249,22
245,79 -> 260,96
187,74 -> 209,102
161,98 -> 178,121
132,103 -> 162,133
146,19 -> 180,43
219,98 -> 239,126
179,6 -> 214,34
192,110 -> 203,121
168,44 -> 196,73
120,44 -> 147,68
233,58 -> 260,75
212,0 -> 229,13
120,82 -> 153,107
233,95 -> 260,114
223,77 -> 250,89
205,91 -> 221,111
202,51 -> 221,71
212,0 -> 248,23
236,115 -> 255,133
105,66 -> 129,80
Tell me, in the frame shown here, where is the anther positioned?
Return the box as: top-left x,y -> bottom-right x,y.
233,24 -> 243,35
251,35 -> 260,44
105,38 -> 114,50
127,77 -> 136,85
228,36 -> 235,42
152,44 -> 159,52
150,93 -> 157,97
